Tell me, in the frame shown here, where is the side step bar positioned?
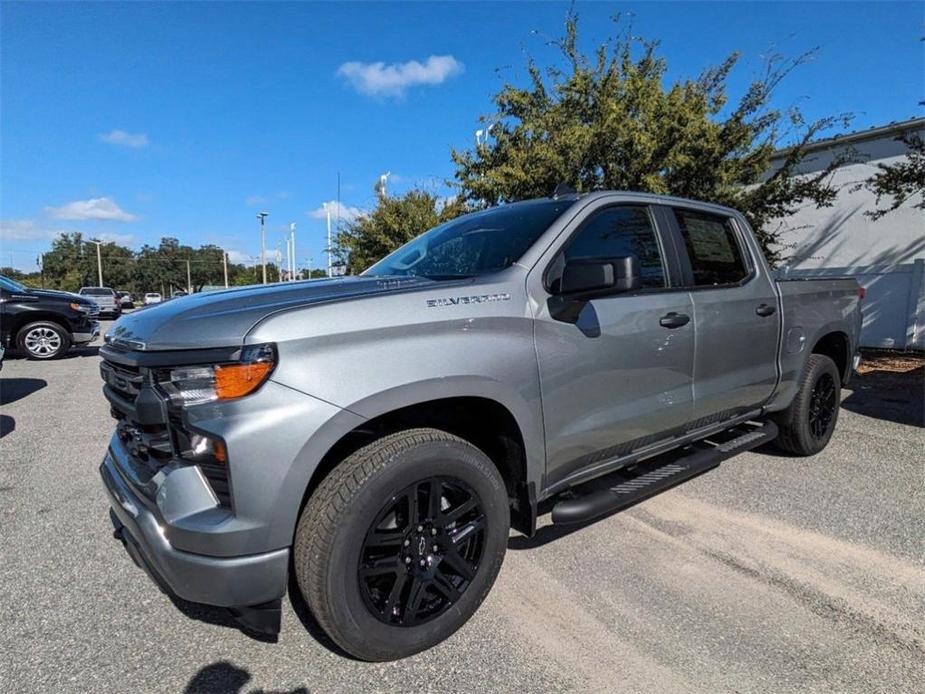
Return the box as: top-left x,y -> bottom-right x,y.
551,420 -> 778,525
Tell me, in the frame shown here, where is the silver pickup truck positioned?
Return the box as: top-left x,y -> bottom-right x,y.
99,192 -> 861,661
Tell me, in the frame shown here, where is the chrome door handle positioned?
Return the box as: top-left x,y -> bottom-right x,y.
659,312 -> 690,329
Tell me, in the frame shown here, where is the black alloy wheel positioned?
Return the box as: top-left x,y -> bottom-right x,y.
359,476 -> 485,626
808,372 -> 837,439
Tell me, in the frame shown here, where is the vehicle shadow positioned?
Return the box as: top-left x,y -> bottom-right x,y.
2,346 -> 99,360
183,660 -> 308,694
61,345 -> 101,359
0,377 -> 47,405
286,572 -> 357,660
0,415 -> 14,438
168,596 -> 277,644
841,363 -> 924,427
508,446 -> 699,550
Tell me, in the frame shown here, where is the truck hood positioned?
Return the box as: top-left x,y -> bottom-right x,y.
105,276 -> 434,351
17,288 -> 90,304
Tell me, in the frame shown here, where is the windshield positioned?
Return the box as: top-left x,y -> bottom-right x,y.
0,276 -> 27,293
81,288 -> 114,296
363,199 -> 574,280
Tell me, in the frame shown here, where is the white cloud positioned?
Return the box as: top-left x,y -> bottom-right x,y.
337,55 -> 464,98
0,219 -> 61,241
307,200 -> 364,222
226,249 -> 253,264
95,232 -> 135,245
46,197 -> 137,222
99,129 -> 149,148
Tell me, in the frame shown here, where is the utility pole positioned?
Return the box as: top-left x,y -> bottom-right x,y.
323,202 -> 333,277
257,212 -> 268,284
289,223 -> 296,280
88,240 -> 103,286
223,251 -> 229,288
186,258 -> 192,293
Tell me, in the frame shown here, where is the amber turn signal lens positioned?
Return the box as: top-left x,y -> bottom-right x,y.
213,439 -> 227,463
214,361 -> 273,399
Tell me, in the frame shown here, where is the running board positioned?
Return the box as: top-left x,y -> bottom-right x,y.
551,420 -> 778,525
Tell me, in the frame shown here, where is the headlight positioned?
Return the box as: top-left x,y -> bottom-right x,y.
156,343 -> 276,406
70,302 -> 92,313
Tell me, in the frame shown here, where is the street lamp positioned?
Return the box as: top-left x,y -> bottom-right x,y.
322,202 -> 333,278
87,240 -> 103,286
257,212 -> 269,284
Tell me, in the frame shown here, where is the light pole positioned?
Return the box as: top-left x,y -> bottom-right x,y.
222,251 -> 229,288
257,212 -> 268,284
323,202 -> 333,277
87,240 -> 103,286
289,223 -> 296,280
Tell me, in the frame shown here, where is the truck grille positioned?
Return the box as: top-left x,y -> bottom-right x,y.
101,355 -> 231,507
99,361 -> 143,403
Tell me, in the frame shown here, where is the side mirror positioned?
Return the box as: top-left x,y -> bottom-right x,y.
558,256 -> 641,296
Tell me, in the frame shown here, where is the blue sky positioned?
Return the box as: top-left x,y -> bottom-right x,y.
1,1 -> 922,272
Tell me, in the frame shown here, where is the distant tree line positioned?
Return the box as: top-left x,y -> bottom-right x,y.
4,232 -> 317,293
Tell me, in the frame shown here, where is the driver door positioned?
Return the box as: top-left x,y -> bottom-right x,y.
529,203 -> 695,490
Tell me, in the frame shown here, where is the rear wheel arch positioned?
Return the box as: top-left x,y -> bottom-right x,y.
811,330 -> 850,383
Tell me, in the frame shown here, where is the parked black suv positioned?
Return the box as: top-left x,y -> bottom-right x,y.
0,276 -> 101,359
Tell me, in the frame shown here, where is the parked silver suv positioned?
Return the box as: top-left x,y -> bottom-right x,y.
99,192 -> 861,660
79,286 -> 121,318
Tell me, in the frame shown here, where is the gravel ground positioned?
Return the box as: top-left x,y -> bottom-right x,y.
1,326 -> 922,693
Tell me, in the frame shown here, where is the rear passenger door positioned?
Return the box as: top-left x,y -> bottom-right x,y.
667,207 -> 780,423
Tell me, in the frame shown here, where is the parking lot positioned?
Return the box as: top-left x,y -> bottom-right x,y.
1,323 -> 922,693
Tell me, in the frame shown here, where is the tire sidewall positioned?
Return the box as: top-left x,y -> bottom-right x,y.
794,355 -> 841,454
318,439 -> 509,660
17,321 -> 70,360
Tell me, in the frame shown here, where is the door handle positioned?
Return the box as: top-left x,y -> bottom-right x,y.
659,312 -> 690,329
756,303 -> 777,317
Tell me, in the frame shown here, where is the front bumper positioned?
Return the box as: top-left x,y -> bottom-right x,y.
100,452 -> 289,609
72,322 -> 100,345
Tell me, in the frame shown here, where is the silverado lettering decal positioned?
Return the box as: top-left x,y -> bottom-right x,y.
426,292 -> 511,308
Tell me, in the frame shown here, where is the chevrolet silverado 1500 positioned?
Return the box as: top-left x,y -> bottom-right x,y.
99,192 -> 861,660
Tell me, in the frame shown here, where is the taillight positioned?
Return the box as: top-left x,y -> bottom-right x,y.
858,286 -> 866,300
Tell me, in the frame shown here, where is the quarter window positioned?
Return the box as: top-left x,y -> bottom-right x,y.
563,206 -> 666,289
674,209 -> 748,286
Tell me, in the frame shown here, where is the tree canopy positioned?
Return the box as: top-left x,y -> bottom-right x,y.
335,190 -> 468,273
450,11 -> 852,263
864,132 -> 925,219
28,233 -> 256,293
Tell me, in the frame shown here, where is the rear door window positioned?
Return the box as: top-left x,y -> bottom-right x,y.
563,206 -> 666,289
673,209 -> 748,286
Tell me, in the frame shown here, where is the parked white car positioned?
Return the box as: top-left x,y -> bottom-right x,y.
144,292 -> 162,305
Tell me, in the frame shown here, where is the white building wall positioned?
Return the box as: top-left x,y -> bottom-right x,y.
769,124 -> 924,350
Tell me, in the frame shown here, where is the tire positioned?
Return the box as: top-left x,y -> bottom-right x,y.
773,354 -> 841,456
294,428 -> 510,661
16,321 -> 71,360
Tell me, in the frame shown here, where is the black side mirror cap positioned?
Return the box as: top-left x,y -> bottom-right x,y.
558,256 -> 641,296
548,256 -> 642,324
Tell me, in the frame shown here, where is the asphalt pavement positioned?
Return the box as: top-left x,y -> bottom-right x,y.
1,323 -> 922,693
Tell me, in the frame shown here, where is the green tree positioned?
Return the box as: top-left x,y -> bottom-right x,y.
864,132 -> 925,219
335,190 -> 468,273
451,11 -> 851,264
